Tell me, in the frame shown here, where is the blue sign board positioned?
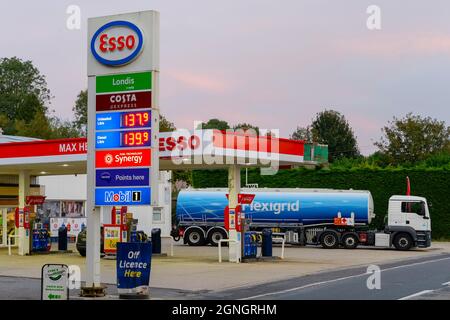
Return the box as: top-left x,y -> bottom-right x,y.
95,187 -> 151,206
96,112 -> 121,131
96,130 -> 151,149
96,111 -> 151,131
96,168 -> 150,187
96,131 -> 121,149
116,242 -> 152,295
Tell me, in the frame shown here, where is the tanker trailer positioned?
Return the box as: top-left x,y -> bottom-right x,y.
172,188 -> 431,251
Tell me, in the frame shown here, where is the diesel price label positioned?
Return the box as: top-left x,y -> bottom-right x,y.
170,304 -> 277,319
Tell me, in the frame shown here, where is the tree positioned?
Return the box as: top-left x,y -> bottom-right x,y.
310,110 -> 360,162
375,113 -> 450,165
0,57 -> 51,134
48,117 -> 82,139
14,111 -> 53,139
160,114 -> 176,132
291,126 -> 312,142
233,123 -> 259,135
14,110 -> 80,139
72,90 -> 87,136
199,118 -> 230,131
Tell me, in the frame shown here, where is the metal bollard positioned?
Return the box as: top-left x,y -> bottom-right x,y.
262,229 -> 273,257
151,228 -> 161,254
58,224 -> 68,251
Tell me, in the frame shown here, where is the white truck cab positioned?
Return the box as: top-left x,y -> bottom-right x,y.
382,195 -> 432,250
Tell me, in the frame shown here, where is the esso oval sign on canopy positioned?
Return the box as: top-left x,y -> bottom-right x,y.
91,20 -> 144,66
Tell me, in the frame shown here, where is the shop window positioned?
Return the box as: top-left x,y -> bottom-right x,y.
153,207 -> 162,222
61,201 -> 85,218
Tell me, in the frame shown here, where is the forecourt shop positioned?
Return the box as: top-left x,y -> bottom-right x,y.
0,10 -> 320,294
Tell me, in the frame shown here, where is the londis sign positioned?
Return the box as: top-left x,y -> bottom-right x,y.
91,21 -> 144,66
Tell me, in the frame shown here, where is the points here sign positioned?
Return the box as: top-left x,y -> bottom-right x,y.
88,10 -> 160,207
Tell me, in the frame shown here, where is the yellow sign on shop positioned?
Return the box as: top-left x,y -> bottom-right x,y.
103,225 -> 121,254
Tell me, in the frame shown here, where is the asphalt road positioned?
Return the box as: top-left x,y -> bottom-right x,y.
201,253 -> 450,300
2,253 -> 450,300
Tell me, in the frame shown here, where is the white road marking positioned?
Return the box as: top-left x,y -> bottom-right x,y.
240,256 -> 450,300
398,290 -> 433,300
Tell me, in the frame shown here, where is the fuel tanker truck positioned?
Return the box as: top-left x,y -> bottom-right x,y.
172,188 -> 432,251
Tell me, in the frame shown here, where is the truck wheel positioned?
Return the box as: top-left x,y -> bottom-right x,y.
393,233 -> 413,251
184,228 -> 205,246
207,228 -> 228,246
342,233 -> 359,249
319,231 -> 339,249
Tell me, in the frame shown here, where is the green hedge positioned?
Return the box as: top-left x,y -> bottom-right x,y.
192,168 -> 450,239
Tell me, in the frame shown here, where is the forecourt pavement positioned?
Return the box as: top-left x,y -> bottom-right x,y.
1,239 -> 450,293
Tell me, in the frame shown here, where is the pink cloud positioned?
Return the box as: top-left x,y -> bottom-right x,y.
335,33 -> 450,57
166,69 -> 229,93
347,114 -> 380,132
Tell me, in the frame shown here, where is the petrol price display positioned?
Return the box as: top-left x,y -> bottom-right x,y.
122,130 -> 150,147
123,111 -> 150,128
96,130 -> 151,149
96,111 -> 151,130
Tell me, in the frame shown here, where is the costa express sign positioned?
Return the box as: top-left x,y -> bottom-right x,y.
91,21 -> 144,66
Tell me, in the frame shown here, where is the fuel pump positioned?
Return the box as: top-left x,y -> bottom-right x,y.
127,218 -> 138,242
15,208 -> 24,229
31,219 -> 51,253
121,208 -> 130,242
111,206 -> 123,225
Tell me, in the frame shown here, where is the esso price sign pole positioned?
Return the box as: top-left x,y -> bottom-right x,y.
85,11 -> 160,295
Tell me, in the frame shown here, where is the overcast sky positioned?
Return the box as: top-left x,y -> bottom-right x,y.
1,0 -> 450,155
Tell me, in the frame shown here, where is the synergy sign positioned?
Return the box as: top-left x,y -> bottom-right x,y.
95,149 -> 151,168
90,20 -> 144,66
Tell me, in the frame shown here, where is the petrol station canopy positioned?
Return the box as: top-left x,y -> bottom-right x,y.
0,130 -> 327,176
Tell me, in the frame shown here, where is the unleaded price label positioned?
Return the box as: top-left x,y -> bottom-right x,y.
96,72 -> 152,93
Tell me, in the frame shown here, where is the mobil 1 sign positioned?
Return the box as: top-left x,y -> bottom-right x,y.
95,187 -> 150,206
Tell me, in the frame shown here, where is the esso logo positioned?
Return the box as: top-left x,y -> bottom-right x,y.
91,20 -> 144,66
159,135 -> 201,152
